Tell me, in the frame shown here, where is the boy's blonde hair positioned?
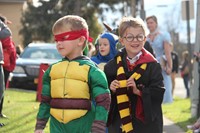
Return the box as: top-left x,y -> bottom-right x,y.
118,16 -> 148,38
52,15 -> 88,34
52,15 -> 89,50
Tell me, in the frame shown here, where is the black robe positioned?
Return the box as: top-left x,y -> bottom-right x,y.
104,48 -> 165,133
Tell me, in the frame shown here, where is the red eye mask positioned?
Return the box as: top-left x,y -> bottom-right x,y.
54,29 -> 89,42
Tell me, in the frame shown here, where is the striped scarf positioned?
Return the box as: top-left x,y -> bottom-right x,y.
116,55 -> 147,133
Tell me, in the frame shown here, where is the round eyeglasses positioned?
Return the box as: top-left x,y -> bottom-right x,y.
123,33 -> 146,42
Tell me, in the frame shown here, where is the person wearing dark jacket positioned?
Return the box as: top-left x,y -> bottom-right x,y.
180,51 -> 190,98
171,49 -> 179,96
104,16 -> 165,133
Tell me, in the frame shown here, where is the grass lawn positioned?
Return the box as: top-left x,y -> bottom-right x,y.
162,97 -> 198,132
0,89 -> 198,133
0,88 -> 50,133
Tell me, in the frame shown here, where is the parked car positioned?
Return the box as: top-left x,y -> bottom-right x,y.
9,42 -> 62,90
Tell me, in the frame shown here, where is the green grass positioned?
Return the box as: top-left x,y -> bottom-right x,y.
0,89 -> 198,133
0,89 -> 50,133
162,97 -> 198,132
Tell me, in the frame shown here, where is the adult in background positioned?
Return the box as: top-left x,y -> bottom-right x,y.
0,15 -> 12,127
180,51 -> 190,98
146,15 -> 173,104
170,43 -> 179,96
0,15 -> 17,118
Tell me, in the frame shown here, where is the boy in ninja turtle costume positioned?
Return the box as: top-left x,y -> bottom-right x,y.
34,15 -> 111,133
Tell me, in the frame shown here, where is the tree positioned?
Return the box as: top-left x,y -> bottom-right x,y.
20,0 -> 62,45
20,0 -> 139,47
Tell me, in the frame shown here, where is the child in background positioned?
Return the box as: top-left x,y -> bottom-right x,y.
104,16 -> 165,133
91,32 -> 118,70
34,15 -> 111,133
91,32 -> 118,133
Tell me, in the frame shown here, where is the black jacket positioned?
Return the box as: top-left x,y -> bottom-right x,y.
171,51 -> 179,73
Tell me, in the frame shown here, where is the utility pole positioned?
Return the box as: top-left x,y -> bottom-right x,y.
191,0 -> 200,117
140,0 -> 146,20
130,0 -> 136,17
185,0 -> 193,83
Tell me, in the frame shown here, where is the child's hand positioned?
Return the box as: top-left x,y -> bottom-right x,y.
110,80 -> 120,93
127,78 -> 141,96
34,129 -> 44,133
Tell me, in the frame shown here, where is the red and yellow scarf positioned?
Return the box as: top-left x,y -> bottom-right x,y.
116,48 -> 156,133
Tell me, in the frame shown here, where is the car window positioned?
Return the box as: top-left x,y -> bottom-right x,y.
21,47 -> 62,59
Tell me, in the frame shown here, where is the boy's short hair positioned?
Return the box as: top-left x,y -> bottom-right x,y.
118,16 -> 148,38
52,15 -> 89,50
52,15 -> 88,34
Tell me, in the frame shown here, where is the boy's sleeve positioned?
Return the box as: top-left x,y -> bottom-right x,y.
141,63 -> 165,123
35,67 -> 51,130
89,67 -> 111,133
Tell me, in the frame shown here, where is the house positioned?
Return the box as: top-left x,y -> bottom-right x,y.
0,0 -> 27,46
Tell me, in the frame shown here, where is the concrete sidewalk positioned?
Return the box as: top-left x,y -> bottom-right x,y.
163,76 -> 186,133
163,116 -> 185,133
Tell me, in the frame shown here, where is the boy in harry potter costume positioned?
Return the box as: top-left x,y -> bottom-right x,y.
104,17 -> 165,133
34,15 -> 111,133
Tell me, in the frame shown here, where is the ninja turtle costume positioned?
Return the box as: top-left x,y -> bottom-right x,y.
35,56 -> 111,133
